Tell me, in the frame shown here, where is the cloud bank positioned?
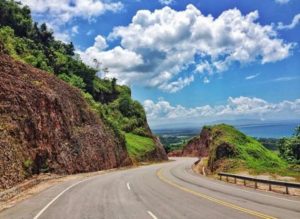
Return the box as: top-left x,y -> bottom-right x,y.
143,97 -> 300,126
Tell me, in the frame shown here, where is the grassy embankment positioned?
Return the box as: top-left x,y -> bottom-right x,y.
125,133 -> 156,161
205,124 -> 299,178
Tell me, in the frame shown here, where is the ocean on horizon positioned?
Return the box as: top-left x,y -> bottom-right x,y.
235,123 -> 299,138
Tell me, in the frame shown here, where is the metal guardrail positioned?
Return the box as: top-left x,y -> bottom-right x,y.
218,172 -> 300,194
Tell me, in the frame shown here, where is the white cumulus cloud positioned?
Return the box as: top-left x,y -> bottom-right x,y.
19,0 -> 123,41
79,5 -> 294,92
20,0 -> 123,23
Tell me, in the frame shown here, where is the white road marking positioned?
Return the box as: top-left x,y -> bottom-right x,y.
126,182 -> 131,190
33,178 -> 90,219
147,210 -> 158,219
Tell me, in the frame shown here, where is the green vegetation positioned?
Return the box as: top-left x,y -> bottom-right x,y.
23,159 -> 33,169
125,133 -> 156,160
0,0 -> 154,160
23,159 -> 33,176
58,73 -> 86,90
256,138 -> 280,151
278,125 -> 300,164
205,124 -> 295,176
159,136 -> 190,153
0,1 -> 98,94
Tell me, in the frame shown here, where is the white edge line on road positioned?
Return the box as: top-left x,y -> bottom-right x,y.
33,178 -> 90,219
147,210 -> 158,219
126,182 -> 131,191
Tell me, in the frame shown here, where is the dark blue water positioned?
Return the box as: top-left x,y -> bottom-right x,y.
236,123 -> 298,138
154,122 -> 299,139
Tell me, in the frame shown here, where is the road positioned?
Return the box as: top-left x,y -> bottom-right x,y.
1,157 -> 300,219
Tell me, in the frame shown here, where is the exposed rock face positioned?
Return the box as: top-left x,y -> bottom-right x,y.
0,55 -> 132,190
137,136 -> 168,162
179,128 -> 212,157
152,136 -> 168,160
167,149 -> 183,157
134,122 -> 167,162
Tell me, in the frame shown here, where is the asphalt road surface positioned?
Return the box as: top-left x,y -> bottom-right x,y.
1,157 -> 300,219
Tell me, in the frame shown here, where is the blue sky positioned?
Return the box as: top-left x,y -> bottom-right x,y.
20,0 -> 300,128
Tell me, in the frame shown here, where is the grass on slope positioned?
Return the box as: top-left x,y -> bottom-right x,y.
125,133 -> 156,160
207,124 -> 291,175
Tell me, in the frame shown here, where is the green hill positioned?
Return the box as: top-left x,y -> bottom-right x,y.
205,124 -> 289,175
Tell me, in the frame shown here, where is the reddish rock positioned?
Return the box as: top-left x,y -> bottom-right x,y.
152,136 -> 168,160
180,128 -> 212,157
167,150 -> 183,157
0,54 -> 132,190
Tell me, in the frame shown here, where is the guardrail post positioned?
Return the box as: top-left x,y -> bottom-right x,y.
269,184 -> 272,191
226,176 -> 228,182
286,186 -> 289,194
220,175 -> 222,180
234,177 -> 237,184
255,181 -> 258,189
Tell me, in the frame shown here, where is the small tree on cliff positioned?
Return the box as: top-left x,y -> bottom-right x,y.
111,77 -> 117,93
294,125 -> 300,137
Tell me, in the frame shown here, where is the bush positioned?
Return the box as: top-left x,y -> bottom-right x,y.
279,137 -> 300,164
23,158 -> 33,176
59,73 -> 86,90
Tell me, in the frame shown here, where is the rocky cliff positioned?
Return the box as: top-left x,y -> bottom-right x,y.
182,128 -> 211,157
148,136 -> 168,161
168,128 -> 211,157
0,54 -> 132,190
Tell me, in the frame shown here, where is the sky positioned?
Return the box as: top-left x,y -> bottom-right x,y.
20,0 -> 300,128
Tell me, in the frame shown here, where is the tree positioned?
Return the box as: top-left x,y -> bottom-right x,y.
0,0 -> 33,37
111,77 -> 117,93
279,136 -> 300,164
119,95 -> 133,117
38,23 -> 54,45
294,125 -> 300,137
65,42 -> 75,56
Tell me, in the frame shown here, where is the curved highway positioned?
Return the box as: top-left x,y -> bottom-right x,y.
1,157 -> 300,219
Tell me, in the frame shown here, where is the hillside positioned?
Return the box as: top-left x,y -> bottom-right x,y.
0,54 -> 132,189
181,124 -> 291,175
0,0 -> 167,189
